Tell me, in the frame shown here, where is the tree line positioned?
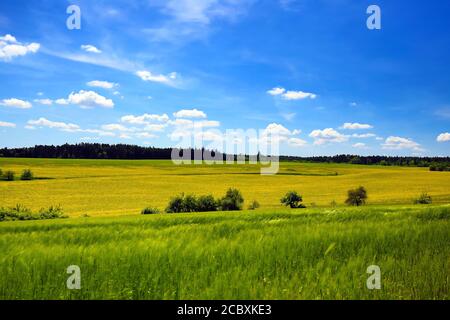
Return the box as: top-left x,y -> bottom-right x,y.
0,143 -> 449,169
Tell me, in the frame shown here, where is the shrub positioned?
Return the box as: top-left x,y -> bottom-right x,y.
219,188 -> 244,211
414,192 -> 432,205
183,194 -> 199,212
197,195 -> 218,212
0,204 -> 66,222
330,200 -> 337,207
4,170 -> 15,181
345,186 -> 368,206
248,200 -> 260,210
165,194 -> 186,213
141,207 -> 160,214
280,191 -> 305,208
0,168 -> 2,177
20,169 -> 34,180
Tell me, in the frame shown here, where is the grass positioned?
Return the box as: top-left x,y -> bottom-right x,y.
0,205 -> 448,299
0,158 -> 449,300
1,158 -> 449,217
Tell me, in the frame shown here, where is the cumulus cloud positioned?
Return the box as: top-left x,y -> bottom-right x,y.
351,133 -> 376,138
81,44 -> 102,53
101,124 -> 130,132
288,137 -> 307,147
267,87 -> 317,100
0,121 -> 15,128
57,90 -> 114,108
0,34 -> 40,61
267,87 -> 286,96
34,98 -> 53,105
121,113 -> 170,124
352,142 -> 367,149
341,122 -> 373,130
0,98 -> 32,109
136,70 -> 177,85
382,136 -> 423,151
309,128 -> 348,145
27,117 -> 80,132
173,108 -> 206,118
86,80 -> 118,89
437,132 -> 450,142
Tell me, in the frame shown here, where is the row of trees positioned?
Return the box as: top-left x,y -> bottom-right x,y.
1,143 -> 449,168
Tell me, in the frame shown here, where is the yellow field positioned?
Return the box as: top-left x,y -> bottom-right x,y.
1,158 -> 450,217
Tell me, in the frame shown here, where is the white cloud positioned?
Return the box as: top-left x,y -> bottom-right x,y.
0,34 -> 40,61
309,128 -> 348,145
349,102 -> 358,107
437,132 -> 450,142
341,122 -> 373,130
173,108 -> 206,118
351,133 -> 376,139
57,90 -> 114,108
143,124 -> 166,132
267,87 -> 317,100
292,129 -> 302,135
55,98 -> 69,105
262,123 -> 292,137
121,113 -> 170,124
87,80 -> 118,89
34,98 -> 53,105
101,124 -> 130,132
81,44 -> 102,54
382,136 -> 423,151
0,121 -> 15,128
135,132 -> 157,139
267,87 -> 286,96
0,98 -> 32,109
288,137 -> 307,147
136,70 -> 177,85
282,90 -> 317,100
27,117 -> 80,132
352,142 -> 367,149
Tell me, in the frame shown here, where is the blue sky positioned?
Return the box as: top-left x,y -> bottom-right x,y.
0,0 -> 449,156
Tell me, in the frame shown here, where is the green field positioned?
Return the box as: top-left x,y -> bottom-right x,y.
0,158 -> 449,299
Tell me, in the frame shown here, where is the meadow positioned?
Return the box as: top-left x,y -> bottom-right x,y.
1,158 -> 450,216
0,158 -> 449,300
0,205 -> 449,299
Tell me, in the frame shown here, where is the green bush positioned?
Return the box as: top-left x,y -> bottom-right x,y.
0,204 -> 66,222
3,170 -> 15,181
414,192 -> 432,205
141,207 -> 160,214
281,191 -> 305,208
219,188 -> 244,211
20,169 -> 34,180
165,194 -> 186,213
248,200 -> 260,210
345,186 -> 368,206
197,195 -> 218,212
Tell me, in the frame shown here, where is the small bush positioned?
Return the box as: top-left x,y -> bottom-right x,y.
0,204 -> 66,222
20,169 -> 34,180
248,200 -> 260,210
219,188 -> 244,211
330,200 -> 337,207
280,191 -> 305,208
345,186 -> 368,206
3,170 -> 15,181
165,194 -> 186,213
141,207 -> 160,214
414,192 -> 432,205
197,195 -> 218,212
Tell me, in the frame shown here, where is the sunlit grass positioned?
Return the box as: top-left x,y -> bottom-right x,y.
0,205 -> 448,299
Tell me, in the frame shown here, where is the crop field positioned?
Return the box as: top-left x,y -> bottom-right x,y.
1,158 -> 450,216
0,205 -> 449,299
0,158 -> 449,300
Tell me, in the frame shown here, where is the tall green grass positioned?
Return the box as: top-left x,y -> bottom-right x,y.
0,205 -> 449,300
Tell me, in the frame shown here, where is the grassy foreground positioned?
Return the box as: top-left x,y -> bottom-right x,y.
0,205 -> 449,300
